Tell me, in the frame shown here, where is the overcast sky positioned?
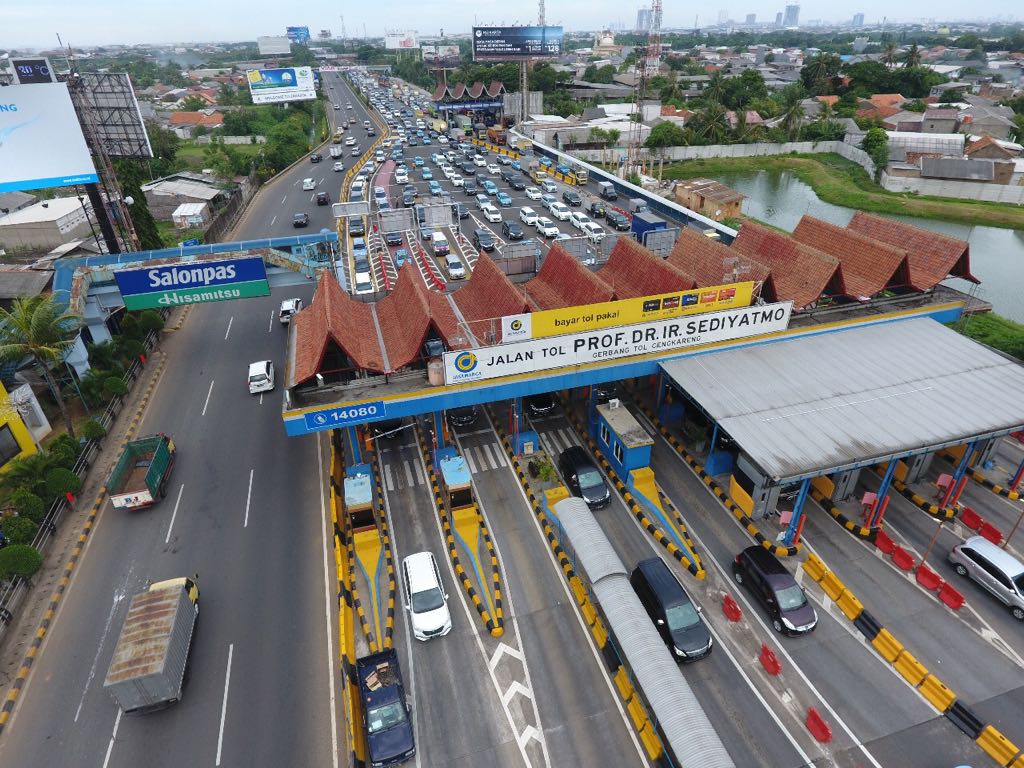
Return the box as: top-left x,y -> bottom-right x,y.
1,1 -> 1019,49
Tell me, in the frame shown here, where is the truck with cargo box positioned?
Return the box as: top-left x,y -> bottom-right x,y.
631,211 -> 668,243
104,577 -> 199,714
356,649 -> 416,766
108,434 -> 176,510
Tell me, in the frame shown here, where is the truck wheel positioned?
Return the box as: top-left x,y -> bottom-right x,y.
159,480 -> 168,498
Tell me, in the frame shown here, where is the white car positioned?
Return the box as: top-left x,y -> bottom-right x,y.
333,161 -> 344,172
402,552 -> 452,641
442,166 -> 456,180
549,202 -> 571,221
540,193 -> 557,211
247,360 -> 275,394
302,178 -> 316,191
438,135 -> 449,144
450,174 -> 464,187
394,168 -> 409,184
278,298 -> 302,324
344,136 -> 356,146
476,193 -> 490,210
582,221 -> 605,243
481,204 -> 502,223
535,217 -> 559,238
486,163 -> 500,175
473,155 -> 486,167
570,211 -> 594,230
519,206 -> 538,226
540,179 -> 558,193
524,186 -> 542,200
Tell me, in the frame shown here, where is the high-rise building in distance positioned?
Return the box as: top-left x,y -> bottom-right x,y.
745,13 -> 757,24
782,4 -> 800,26
636,8 -> 653,31
775,11 -> 783,26
852,12 -> 865,27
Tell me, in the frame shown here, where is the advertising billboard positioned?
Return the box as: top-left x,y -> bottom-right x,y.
257,36 -> 292,56
472,26 -> 563,60
286,26 -> 311,44
79,73 -> 153,159
385,31 -> 419,50
0,83 -> 99,194
499,282 -> 755,342
245,67 -> 316,105
114,257 -> 270,311
445,302 -> 792,385
11,58 -> 55,85
422,45 -> 461,66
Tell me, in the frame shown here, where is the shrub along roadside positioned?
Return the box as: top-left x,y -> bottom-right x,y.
951,312 -> 1024,361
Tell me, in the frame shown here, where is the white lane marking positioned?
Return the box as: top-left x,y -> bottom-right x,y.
464,447 -> 477,474
101,709 -> 122,768
243,469 -> 254,528
164,483 -> 185,543
492,445 -> 507,468
415,460 -> 428,486
502,680 -> 533,707
489,642 -> 525,670
317,433 -> 341,768
259,393 -> 264,406
268,310 -> 275,333
215,643 -> 234,767
384,463 -> 394,491
224,317 -> 233,340
74,590 -> 126,722
270,215 -> 277,227
282,195 -> 288,203
201,379 -> 215,416
403,460 -> 415,488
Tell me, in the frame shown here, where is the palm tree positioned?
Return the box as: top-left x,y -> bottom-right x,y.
0,296 -> 82,439
705,71 -> 726,105
690,103 -> 731,145
881,43 -> 899,68
779,92 -> 806,141
901,44 -> 922,69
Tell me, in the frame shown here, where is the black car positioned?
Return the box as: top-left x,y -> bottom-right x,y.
501,221 -> 524,240
463,181 -> 479,196
310,153 -> 322,163
316,191 -> 330,206
453,202 -> 469,219
349,218 -> 366,236
500,170 -> 517,185
461,164 -> 477,177
384,230 -> 403,246
631,558 -> 712,662
292,212 -> 310,228
472,228 -> 495,252
403,191 -> 417,207
371,418 -> 406,440
593,381 -> 620,403
448,406 -> 479,428
525,392 -> 555,416
507,177 -> 526,191
562,190 -> 583,207
605,210 -> 631,231
733,547 -> 818,635
587,200 -> 606,218
557,446 -> 610,509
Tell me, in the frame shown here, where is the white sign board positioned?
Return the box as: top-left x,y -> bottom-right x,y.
385,32 -> 419,49
445,302 -> 793,384
0,83 -> 99,193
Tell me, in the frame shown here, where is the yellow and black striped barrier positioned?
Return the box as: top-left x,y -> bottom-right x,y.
808,487 -> 878,540
870,465 -> 958,520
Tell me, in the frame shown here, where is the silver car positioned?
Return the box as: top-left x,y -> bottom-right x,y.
949,536 -> 1024,620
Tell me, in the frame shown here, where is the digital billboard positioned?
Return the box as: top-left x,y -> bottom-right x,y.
245,67 -> 316,105
422,45 -> 461,66
114,256 -> 270,310
286,26 -> 311,44
11,58 -> 55,85
385,31 -> 419,50
0,83 -> 99,194
472,26 -> 563,60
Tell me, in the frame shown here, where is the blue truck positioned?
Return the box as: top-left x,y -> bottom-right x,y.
357,650 -> 416,766
631,211 -> 668,245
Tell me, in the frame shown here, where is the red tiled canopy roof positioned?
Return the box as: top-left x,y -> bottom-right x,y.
524,245 -> 614,310
452,253 -> 534,342
667,229 -> 777,302
846,212 -> 978,288
292,274 -> 384,385
376,265 -> 462,370
433,80 -> 505,101
733,221 -> 845,310
597,237 -> 696,298
792,215 -> 912,299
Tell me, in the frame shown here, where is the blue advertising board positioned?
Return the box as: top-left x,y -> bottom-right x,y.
472,26 -> 563,60
114,256 -> 270,310
303,401 -> 387,430
287,26 -> 311,43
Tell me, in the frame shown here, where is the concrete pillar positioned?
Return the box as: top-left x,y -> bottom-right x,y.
903,452 -> 935,484
831,468 -> 861,501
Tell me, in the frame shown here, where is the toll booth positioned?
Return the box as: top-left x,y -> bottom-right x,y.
437,449 -> 474,512
593,401 -> 653,478
344,465 -> 375,529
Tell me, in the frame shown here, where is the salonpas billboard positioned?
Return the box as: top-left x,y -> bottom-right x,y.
114,256 -> 270,310
445,302 -> 793,384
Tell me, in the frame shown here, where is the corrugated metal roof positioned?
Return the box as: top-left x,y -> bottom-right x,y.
660,317 -> 1024,482
554,497 -> 735,768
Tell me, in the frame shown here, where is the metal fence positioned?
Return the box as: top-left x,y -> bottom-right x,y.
0,328 -> 162,641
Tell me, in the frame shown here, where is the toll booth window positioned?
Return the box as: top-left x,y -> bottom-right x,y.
450,487 -> 473,508
732,467 -> 755,496
599,423 -> 610,447
613,441 -> 624,463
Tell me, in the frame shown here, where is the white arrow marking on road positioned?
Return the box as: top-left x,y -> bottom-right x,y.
488,640 -> 524,670
516,724 -> 543,749
501,680 -> 533,707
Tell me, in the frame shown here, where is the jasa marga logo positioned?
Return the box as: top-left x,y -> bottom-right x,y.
453,352 -> 478,373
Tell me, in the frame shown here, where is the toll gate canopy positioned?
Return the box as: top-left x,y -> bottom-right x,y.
659,317 -> 1024,484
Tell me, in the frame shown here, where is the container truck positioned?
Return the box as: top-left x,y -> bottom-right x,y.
357,649 -> 416,766
631,211 -> 668,244
108,434 -> 176,510
104,577 -> 200,714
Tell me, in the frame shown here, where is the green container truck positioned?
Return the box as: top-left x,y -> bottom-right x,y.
109,434 -> 176,510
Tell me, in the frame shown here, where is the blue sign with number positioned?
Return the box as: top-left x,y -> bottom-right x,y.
303,401 -> 386,430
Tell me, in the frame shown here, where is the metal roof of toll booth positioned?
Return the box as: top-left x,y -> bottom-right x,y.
659,316 -> 1024,483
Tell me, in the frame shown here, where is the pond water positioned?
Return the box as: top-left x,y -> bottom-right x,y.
711,170 -> 1024,322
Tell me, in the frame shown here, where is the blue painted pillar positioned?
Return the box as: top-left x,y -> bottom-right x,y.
512,397 -> 523,434
1011,455 -> 1024,492
655,371 -> 667,410
870,460 -> 898,528
944,440 -> 977,507
433,411 -> 446,451
708,424 -> 720,455
346,426 -> 362,465
783,478 -> 811,546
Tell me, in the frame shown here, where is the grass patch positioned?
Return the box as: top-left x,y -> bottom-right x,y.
155,220 -> 205,248
951,312 -> 1024,360
176,143 -> 263,170
662,153 -> 1024,230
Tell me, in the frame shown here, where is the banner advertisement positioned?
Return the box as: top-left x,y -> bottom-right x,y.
385,32 -> 419,50
446,302 -> 792,385
286,26 -> 311,43
114,257 -> 270,310
472,26 -> 563,60
501,282 -> 755,342
246,67 -> 316,104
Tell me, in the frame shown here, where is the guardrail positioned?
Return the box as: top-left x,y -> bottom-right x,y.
0,327 -> 162,642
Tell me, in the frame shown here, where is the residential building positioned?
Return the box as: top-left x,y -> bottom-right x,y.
0,191 -> 37,217
921,108 -> 960,134
673,179 -> 745,221
167,110 -> 225,138
0,197 -> 93,250
140,171 -> 233,220
964,135 -> 1019,161
745,14 -> 757,25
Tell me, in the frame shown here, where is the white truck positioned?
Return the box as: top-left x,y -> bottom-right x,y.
104,577 -> 200,714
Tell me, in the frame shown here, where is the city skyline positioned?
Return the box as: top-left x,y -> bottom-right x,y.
1,2 -> 1020,48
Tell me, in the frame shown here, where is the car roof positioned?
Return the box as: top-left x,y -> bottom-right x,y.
741,546 -> 790,578
403,551 -> 441,593
961,536 -> 1024,575
634,557 -> 691,606
560,445 -> 592,466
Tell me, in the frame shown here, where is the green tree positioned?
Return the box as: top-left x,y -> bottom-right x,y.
144,119 -> 180,178
688,103 -> 731,144
0,545 -> 44,579
722,69 -> 768,109
900,44 -> 923,69
777,84 -> 807,141
179,95 -> 208,112
2,516 -> 38,545
114,160 -> 163,250
801,52 -> 842,95
0,296 -> 81,439
844,60 -> 895,95
45,467 -> 82,499
645,121 -> 689,148
10,489 -> 46,524
881,42 -> 899,68
861,127 -> 889,181
138,310 -> 165,335
289,44 -> 316,66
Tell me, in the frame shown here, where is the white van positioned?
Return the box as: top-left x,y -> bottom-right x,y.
401,551 -> 452,641
444,254 -> 466,280
431,232 -> 450,257
247,360 -> 275,394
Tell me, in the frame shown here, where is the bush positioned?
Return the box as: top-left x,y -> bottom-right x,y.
120,338 -> 146,361
138,310 -> 165,334
120,313 -> 141,340
2,516 -> 38,545
48,433 -> 81,469
11,490 -> 46,524
82,419 -> 107,441
102,376 -> 129,399
0,544 -> 44,579
45,467 -> 81,499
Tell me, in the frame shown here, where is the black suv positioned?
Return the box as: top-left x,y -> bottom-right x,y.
501,221 -> 524,240
384,230 -> 403,246
557,446 -> 610,509
562,190 -> 583,207
292,212 -> 310,228
733,547 -> 818,635
631,558 -> 712,662
463,181 -> 479,196
316,191 -> 330,206
349,218 -> 366,236
472,229 -> 496,252
310,153 -> 322,163
587,200 -> 606,218
500,170 -> 517,185
605,210 -> 631,231
507,176 -> 526,191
